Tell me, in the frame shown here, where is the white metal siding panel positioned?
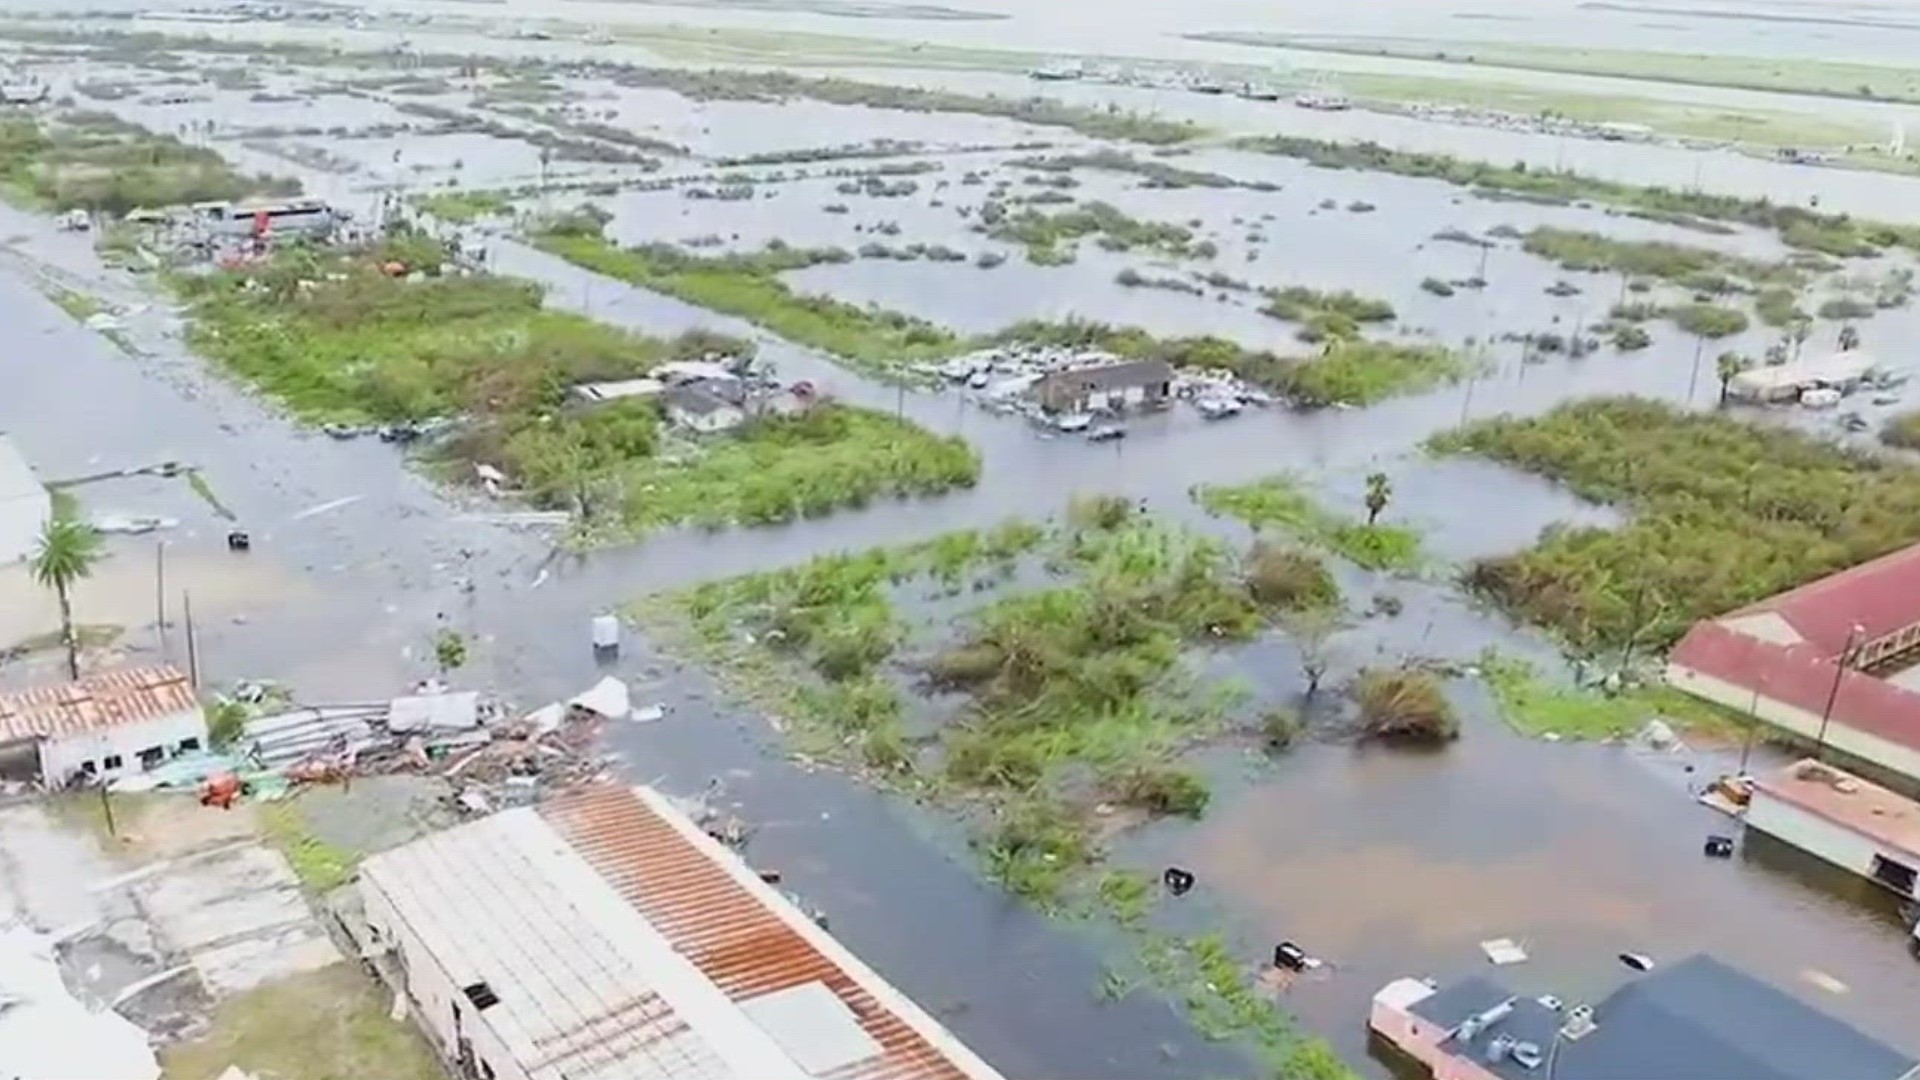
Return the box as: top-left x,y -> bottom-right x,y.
39,709 -> 208,782
1748,792 -> 1882,879
1665,665 -> 1920,782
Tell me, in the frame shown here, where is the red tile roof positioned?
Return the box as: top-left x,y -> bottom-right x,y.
0,665 -> 198,744
1728,542 -> 1920,654
539,784 -> 1002,1080
1669,622 -> 1920,755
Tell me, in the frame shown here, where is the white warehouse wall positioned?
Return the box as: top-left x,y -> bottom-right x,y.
1746,792 -> 1918,899
1665,662 -> 1920,783
361,874 -> 525,1080
36,709 -> 207,785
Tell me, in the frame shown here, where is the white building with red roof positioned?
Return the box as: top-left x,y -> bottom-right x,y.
0,664 -> 206,785
357,784 -> 1008,1080
1666,543 -> 1920,783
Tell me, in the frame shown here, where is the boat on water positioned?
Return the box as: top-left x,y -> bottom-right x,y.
1237,82 -> 1280,101
1028,61 -> 1084,81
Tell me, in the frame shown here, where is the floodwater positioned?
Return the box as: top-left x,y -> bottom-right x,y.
4,22 -> 1920,1078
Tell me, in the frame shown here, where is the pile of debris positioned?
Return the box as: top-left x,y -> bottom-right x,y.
917,343 -> 1271,425
113,677 -> 640,811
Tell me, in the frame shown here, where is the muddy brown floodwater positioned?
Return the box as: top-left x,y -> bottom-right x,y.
1119,703 -> 1920,1070
4,17 -> 1920,1077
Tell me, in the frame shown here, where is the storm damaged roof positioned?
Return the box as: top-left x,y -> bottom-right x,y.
360,785 -> 1006,1080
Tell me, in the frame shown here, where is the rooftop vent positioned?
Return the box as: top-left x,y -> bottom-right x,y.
1561,1004 -> 1597,1041
461,982 -> 500,1010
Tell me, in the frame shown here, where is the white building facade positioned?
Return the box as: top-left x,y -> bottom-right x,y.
0,434 -> 50,565
1746,759 -> 1920,900
0,666 -> 206,785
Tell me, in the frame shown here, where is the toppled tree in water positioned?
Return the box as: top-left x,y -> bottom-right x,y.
1352,667 -> 1459,744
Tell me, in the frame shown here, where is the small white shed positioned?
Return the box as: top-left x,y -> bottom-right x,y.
0,434 -> 50,566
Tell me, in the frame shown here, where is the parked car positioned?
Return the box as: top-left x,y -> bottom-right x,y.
1088,424 -> 1127,442
1053,413 -> 1092,432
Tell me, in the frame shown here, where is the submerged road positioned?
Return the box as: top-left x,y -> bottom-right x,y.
0,206 -> 1255,1079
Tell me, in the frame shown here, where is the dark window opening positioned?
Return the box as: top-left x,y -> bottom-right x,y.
1871,854 -> 1918,895
178,737 -> 202,753
138,746 -> 165,769
80,760 -> 97,776
462,982 -> 501,1010
102,755 -> 124,770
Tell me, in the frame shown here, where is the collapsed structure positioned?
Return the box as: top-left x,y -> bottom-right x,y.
1666,542 -> 1920,784
354,783 -> 1007,1080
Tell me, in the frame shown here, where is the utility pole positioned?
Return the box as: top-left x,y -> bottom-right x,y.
154,541 -> 167,658
183,592 -> 200,689
1815,625 -> 1866,762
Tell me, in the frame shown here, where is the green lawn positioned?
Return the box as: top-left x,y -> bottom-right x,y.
160,964 -> 443,1080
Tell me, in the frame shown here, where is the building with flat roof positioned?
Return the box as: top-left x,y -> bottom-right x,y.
0,664 -> 205,785
0,433 -> 50,565
1033,359 -> 1173,414
1666,542 -> 1920,783
357,783 -> 1008,1080
1372,954 -> 1917,1080
1747,758 -> 1920,899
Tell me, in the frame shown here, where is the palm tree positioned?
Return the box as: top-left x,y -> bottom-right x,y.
1715,351 -> 1747,404
1364,472 -> 1392,526
30,517 -> 103,680
1789,317 -> 1812,362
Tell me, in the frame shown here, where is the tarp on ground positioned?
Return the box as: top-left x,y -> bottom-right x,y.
387,691 -> 481,733
568,677 -> 630,721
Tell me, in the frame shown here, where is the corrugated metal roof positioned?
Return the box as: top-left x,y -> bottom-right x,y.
1669,621 -> 1920,758
0,665 -> 198,743
540,785 -> 1006,1080
1725,541 -> 1920,655
361,809 -> 741,1080
0,434 -> 44,504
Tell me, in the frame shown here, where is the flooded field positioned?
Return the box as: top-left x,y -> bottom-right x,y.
3,16 -> 1920,1080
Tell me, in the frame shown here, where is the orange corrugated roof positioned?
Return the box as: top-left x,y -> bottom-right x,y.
540,785 -> 1000,1080
0,665 -> 198,743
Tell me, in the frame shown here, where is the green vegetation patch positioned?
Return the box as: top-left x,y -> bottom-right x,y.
411,188 -> 514,223
1669,302 -> 1751,338
1478,649 -> 1748,741
1010,149 -> 1267,190
1881,410 -> 1920,450
1260,285 -> 1396,342
1434,397 -> 1920,652
658,513 -> 1264,904
1282,340 -> 1467,407
983,199 -> 1210,264
533,228 -> 959,374
0,111 -> 296,215
177,233 -> 971,534
159,964 -> 444,1080
1236,135 -> 1920,258
610,66 -> 1202,144
619,404 -> 979,530
1195,475 -> 1424,571
1521,226 -> 1796,288
257,801 -> 357,892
